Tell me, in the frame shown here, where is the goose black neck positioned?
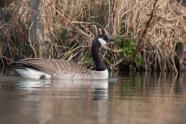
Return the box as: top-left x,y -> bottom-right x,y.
91,39 -> 107,71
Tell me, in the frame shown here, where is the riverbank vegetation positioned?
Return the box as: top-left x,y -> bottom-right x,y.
0,0 -> 186,73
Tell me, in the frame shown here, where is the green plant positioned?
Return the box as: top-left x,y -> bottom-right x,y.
115,36 -> 137,59
115,35 -> 144,70
122,38 -> 136,60
135,55 -> 144,70
58,27 -> 70,46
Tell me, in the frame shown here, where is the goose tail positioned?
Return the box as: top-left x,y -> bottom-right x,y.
15,68 -> 51,80
8,61 -> 51,80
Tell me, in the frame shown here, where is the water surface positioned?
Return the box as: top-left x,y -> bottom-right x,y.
0,73 -> 186,124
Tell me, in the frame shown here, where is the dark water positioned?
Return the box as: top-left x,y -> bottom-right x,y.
0,73 -> 186,124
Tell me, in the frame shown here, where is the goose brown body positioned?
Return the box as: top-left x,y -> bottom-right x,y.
10,58 -> 108,79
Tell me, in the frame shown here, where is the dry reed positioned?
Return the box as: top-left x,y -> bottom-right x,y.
0,0 -> 186,72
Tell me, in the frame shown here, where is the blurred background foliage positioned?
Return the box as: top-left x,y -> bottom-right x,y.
0,0 -> 186,73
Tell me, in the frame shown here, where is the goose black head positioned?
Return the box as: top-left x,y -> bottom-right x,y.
97,35 -> 113,46
92,34 -> 113,47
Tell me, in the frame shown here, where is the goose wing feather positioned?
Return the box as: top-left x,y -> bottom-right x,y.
10,58 -> 90,76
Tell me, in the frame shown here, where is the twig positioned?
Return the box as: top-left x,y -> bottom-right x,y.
28,20 -> 37,57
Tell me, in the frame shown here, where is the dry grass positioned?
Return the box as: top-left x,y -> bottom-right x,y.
121,0 -> 186,72
0,0 -> 186,72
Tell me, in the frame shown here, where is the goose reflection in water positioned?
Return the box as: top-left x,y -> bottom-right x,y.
15,79 -> 109,99
14,79 -> 51,89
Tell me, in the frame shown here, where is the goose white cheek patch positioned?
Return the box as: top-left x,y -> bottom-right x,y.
98,38 -> 107,46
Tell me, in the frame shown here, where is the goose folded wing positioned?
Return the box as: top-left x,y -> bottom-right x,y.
9,58 -> 90,75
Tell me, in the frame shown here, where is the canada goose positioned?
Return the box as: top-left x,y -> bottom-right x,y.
9,33 -> 113,80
